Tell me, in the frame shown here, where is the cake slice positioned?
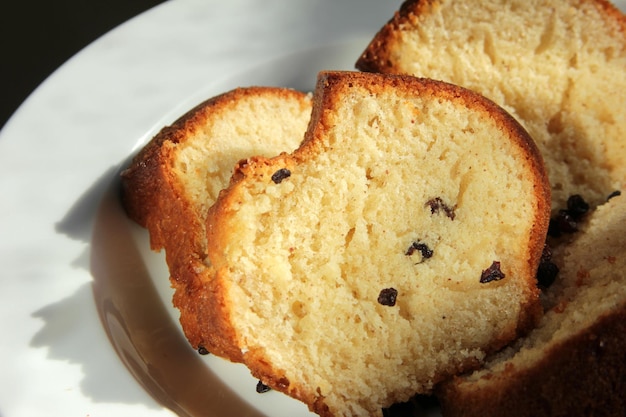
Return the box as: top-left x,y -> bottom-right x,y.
356,0 -> 626,214
120,87 -> 312,355
438,191 -> 626,417
203,71 -> 551,417
355,1 -> 626,414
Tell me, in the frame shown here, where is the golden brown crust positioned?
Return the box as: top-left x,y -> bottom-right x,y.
591,0 -> 626,35
311,71 -> 549,340
437,191 -> 626,416
121,86 -> 309,255
356,1 -> 626,413
205,71 -> 552,415
355,0 -> 429,74
211,76 -> 551,319
120,86 -> 311,360
356,0 -> 626,75
438,303 -> 626,417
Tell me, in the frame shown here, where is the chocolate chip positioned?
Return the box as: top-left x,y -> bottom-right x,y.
549,210 -> 579,236
405,241 -> 433,259
426,197 -> 456,220
548,194 -> 591,237
197,345 -> 210,355
607,190 -> 622,201
480,261 -> 506,283
271,168 -> 291,184
537,245 -> 559,288
256,380 -> 272,393
378,288 -> 398,306
537,260 -> 559,288
566,194 -> 589,219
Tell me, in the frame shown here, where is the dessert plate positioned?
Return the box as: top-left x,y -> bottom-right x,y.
1,1 -> 625,416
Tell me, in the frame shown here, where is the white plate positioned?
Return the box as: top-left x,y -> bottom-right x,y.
2,1 -> 625,416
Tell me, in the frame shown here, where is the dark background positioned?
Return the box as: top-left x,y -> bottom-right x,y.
1,0 -> 167,131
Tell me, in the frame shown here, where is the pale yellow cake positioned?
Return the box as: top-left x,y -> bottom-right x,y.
438,191 -> 626,417
203,71 -> 551,417
357,0 -> 626,214
356,1 -> 626,415
120,87 -> 312,355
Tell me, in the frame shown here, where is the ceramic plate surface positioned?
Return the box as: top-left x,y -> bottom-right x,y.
1,0 -> 625,416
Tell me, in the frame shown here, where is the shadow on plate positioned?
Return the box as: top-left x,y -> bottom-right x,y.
90,174 -> 265,416
34,38 -> 447,417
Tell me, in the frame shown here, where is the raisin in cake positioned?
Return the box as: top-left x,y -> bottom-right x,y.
356,0 -> 626,214
203,71 -> 551,417
120,87 -> 312,355
438,191 -> 626,417
355,0 -> 626,414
